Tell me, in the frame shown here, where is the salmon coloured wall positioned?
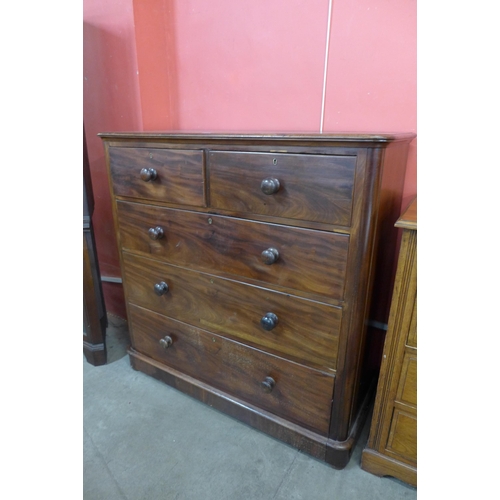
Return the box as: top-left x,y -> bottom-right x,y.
84,0 -> 416,319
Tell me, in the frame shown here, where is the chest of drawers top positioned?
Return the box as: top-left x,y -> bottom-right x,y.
101,131 -> 414,228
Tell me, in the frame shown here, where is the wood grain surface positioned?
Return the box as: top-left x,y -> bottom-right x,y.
362,197 -> 417,484
122,252 -> 342,371
109,146 -> 205,206
116,200 -> 349,300
386,409 -> 417,462
128,303 -> 335,434
208,151 -> 356,225
101,132 -> 416,470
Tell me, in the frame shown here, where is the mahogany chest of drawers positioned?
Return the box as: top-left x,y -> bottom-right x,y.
99,132 -> 415,468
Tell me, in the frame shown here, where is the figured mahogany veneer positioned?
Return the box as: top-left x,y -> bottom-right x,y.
209,151 -> 356,225
100,132 -> 415,469
128,304 -> 334,434
108,147 -> 206,206
122,252 -> 341,371
116,200 -> 349,300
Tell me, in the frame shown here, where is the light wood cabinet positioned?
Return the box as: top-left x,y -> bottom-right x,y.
361,197 -> 417,486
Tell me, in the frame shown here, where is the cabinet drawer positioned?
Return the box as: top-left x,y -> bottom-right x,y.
128,304 -> 334,434
386,409 -> 417,463
109,147 -> 205,206
117,201 -> 349,300
406,297 -> 417,348
208,151 -> 356,225
396,352 -> 417,408
122,253 -> 342,371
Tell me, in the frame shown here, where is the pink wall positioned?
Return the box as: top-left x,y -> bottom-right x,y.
325,0 -> 417,208
83,0 -> 142,317
83,0 -> 416,318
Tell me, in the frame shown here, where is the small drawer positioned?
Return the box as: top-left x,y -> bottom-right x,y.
109,147 -> 205,206
396,352 -> 417,408
406,297 -> 417,348
386,409 -> 417,463
117,201 -> 349,300
208,151 -> 356,225
122,253 -> 342,371
128,303 -> 335,434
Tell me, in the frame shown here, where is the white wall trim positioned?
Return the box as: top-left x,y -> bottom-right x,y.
320,0 -> 333,133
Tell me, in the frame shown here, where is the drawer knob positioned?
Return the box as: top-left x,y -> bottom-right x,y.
140,167 -> 157,182
261,247 -> 279,265
261,312 -> 278,331
154,281 -> 169,296
261,177 -> 280,195
148,226 -> 164,240
261,376 -> 275,393
159,336 -> 173,349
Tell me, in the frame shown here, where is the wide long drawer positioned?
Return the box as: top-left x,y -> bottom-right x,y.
122,253 -> 342,371
117,201 -> 349,300
109,147 -> 205,206
128,303 -> 334,434
208,151 -> 356,226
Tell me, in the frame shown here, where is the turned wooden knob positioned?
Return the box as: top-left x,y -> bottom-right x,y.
261,376 -> 275,393
261,247 -> 279,265
159,336 -> 173,349
148,226 -> 164,240
260,312 -> 278,331
140,167 -> 157,182
154,281 -> 169,296
260,177 -> 280,195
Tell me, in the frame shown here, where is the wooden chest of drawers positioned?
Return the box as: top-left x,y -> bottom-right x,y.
361,198 -> 417,485
100,132 -> 415,468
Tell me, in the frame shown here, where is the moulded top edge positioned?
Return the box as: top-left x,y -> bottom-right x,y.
97,131 -> 416,143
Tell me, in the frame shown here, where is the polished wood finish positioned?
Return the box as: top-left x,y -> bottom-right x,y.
108,147 -> 206,207
116,200 -> 349,300
122,252 -> 341,371
209,151 -> 356,225
83,125 -> 107,365
361,196 -> 417,486
100,132 -> 415,469
128,304 -> 334,434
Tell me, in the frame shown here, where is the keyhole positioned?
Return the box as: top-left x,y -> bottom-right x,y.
273,158 -> 277,165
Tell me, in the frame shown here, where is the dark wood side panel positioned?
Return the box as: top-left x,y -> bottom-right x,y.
122,253 -> 342,371
208,151 -> 356,225
116,201 -> 349,300
128,304 -> 334,434
83,227 -> 107,365
330,141 -> 410,441
109,146 -> 206,206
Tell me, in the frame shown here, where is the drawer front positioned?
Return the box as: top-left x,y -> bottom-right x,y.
208,151 -> 356,225
406,296 -> 417,348
128,304 -> 334,434
386,409 -> 417,463
117,201 -> 349,300
109,147 -> 205,206
396,352 -> 417,408
122,253 -> 341,371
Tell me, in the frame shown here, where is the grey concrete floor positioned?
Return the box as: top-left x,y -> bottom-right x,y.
83,314 -> 417,500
